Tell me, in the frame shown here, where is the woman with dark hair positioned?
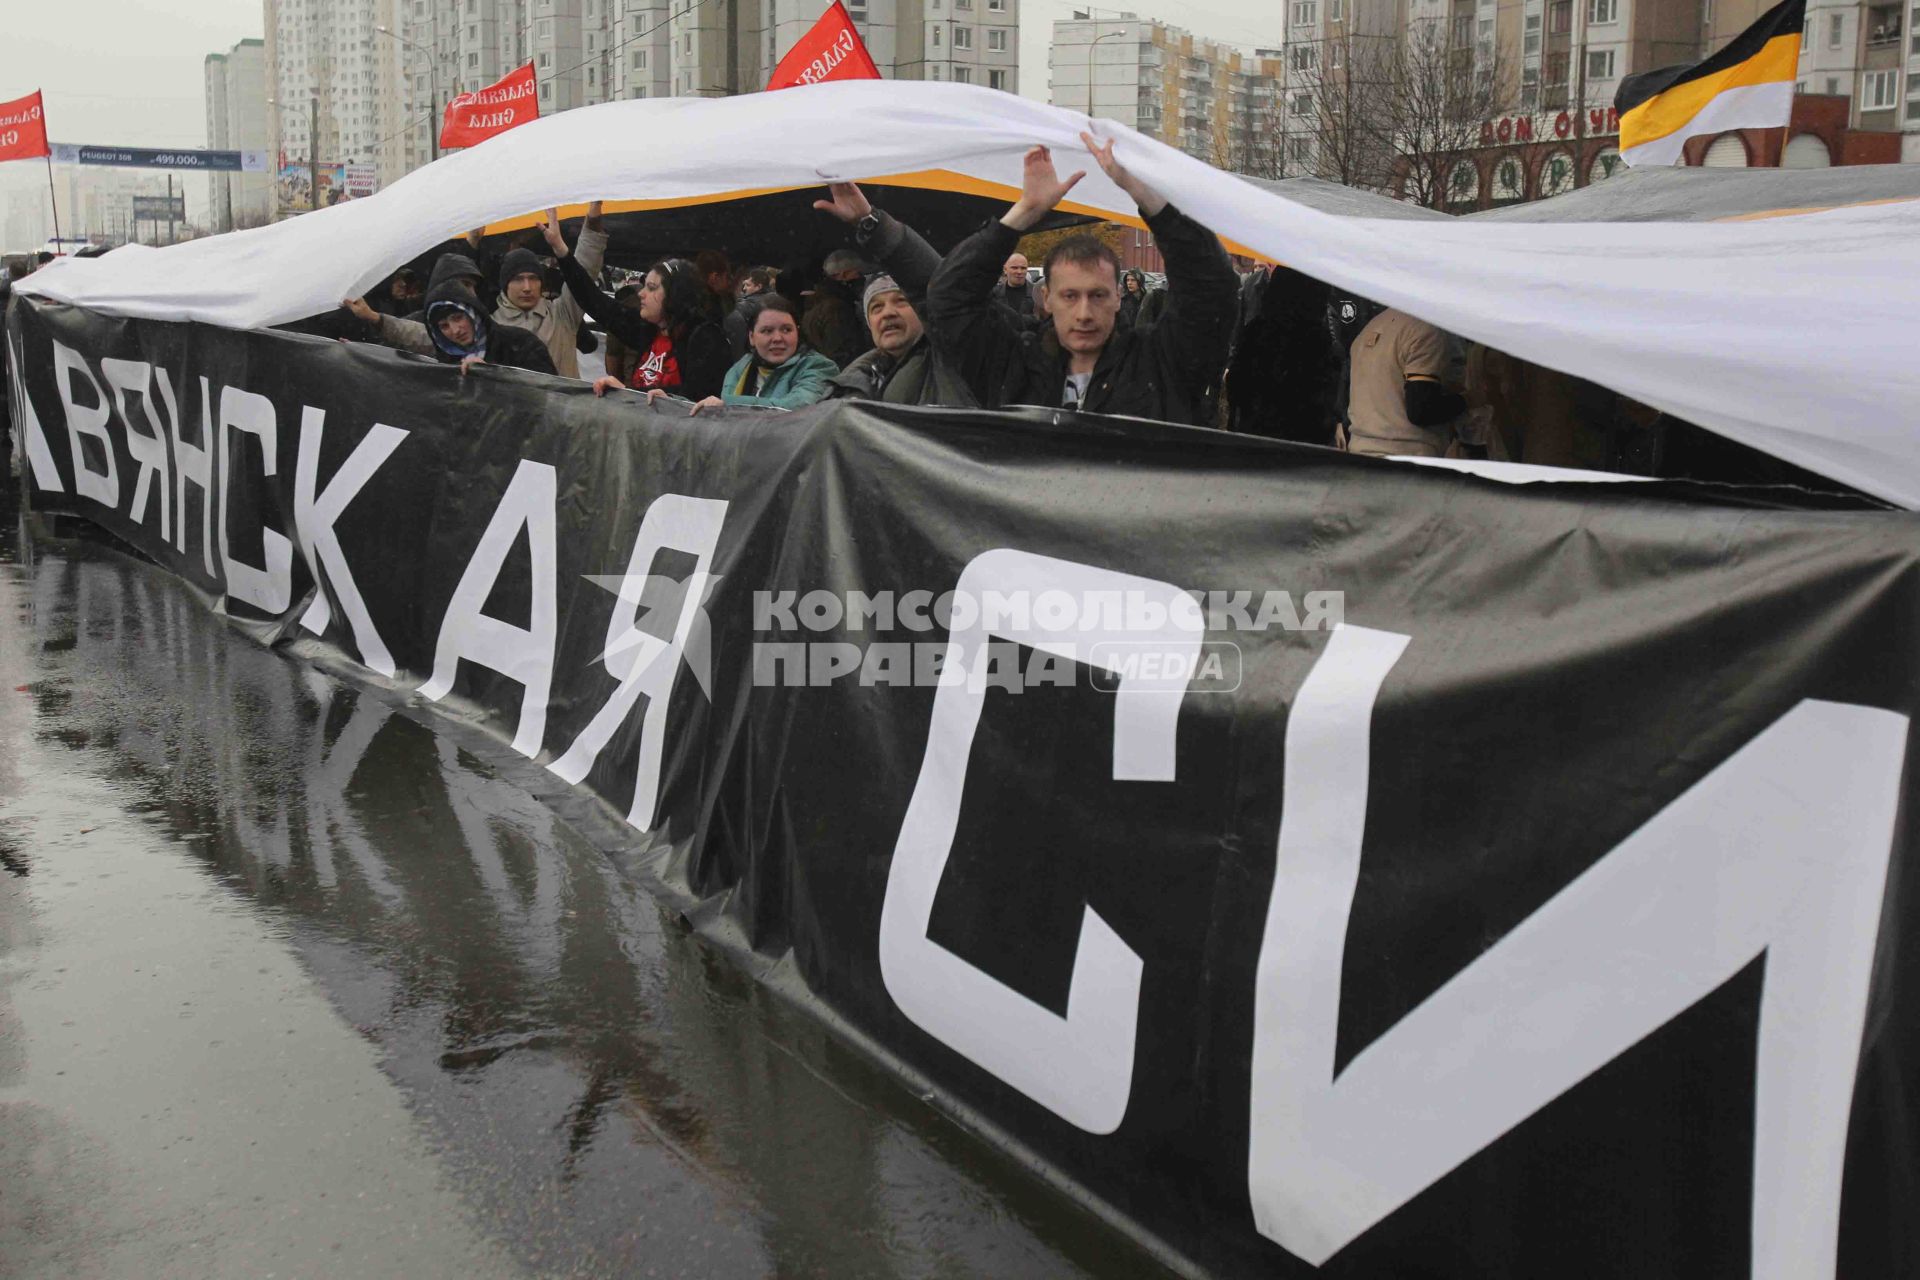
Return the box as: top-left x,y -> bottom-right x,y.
538,213 -> 729,401
1118,268 -> 1147,331
688,293 -> 839,416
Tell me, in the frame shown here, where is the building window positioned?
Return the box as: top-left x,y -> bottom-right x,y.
1828,12 -> 1844,47
1587,0 -> 1617,23
988,0 -> 1005,10
1290,91 -> 1313,114
632,85 -> 647,98
632,50 -> 646,68
1290,44 -> 1318,70
538,51 -> 551,67
1826,75 -> 1840,93
1524,12 -> 1541,52
930,64 -> 941,78
468,51 -> 479,66
1860,69 -> 1897,109
1329,0 -> 1344,19
1546,51 -> 1568,84
988,27 -> 1006,50
683,32 -> 692,52
1586,48 -> 1615,78
931,24 -> 941,44
955,65 -> 972,82
954,25 -> 972,47
1291,0 -> 1318,25
989,68 -> 1007,89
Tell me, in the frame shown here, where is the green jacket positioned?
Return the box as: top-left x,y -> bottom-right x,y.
719,347 -> 840,410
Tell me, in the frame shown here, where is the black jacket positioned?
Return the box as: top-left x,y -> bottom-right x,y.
555,253 -> 729,400
828,210 -> 973,407
925,204 -> 1238,425
801,277 -> 867,370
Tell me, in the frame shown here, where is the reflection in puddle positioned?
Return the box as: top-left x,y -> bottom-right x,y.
6,533 -> 1168,1280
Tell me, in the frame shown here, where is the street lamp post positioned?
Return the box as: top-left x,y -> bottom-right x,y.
375,24 -> 439,162
1085,27 -> 1127,117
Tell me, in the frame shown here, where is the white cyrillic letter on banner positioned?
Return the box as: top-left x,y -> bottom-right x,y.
548,493 -> 728,832
879,548 -> 1202,1135
216,386 -> 293,614
1248,623 -> 1906,1280
294,408 -> 407,676
419,460 -> 557,758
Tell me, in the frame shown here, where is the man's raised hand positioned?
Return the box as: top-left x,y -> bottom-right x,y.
1001,145 -> 1086,231
1079,130 -> 1166,218
812,182 -> 873,224
538,208 -> 569,258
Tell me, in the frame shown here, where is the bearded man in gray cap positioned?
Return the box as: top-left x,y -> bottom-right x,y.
813,182 -> 974,406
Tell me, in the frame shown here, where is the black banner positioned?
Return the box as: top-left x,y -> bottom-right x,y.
9,294 -> 1920,1279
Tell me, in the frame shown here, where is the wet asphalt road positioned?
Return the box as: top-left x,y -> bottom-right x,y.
0,511 -> 1175,1280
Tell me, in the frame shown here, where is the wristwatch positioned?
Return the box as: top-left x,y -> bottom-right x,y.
854,211 -> 882,244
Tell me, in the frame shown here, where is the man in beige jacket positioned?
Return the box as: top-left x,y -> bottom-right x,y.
490,203 -> 607,379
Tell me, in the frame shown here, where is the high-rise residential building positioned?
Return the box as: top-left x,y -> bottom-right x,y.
391,0 -> 1018,178
1253,0 -> 1909,207
1049,14 -> 1282,170
204,39 -> 273,232
265,0 -> 412,211
1711,0 -> 1917,158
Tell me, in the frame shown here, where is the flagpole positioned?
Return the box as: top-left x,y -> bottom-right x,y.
44,153 -> 62,248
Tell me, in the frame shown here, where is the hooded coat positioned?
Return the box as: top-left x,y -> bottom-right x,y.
417,281 -> 557,375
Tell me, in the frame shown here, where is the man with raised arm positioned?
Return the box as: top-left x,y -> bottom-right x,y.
924,133 -> 1238,425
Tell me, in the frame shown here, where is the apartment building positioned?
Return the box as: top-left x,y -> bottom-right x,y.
204,39 -> 274,232
1049,14 -> 1283,170
391,0 -> 1017,177
1711,0 -> 1917,158
264,0 -> 413,200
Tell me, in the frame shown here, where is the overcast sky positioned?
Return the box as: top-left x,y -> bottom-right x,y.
3,0 -> 1280,240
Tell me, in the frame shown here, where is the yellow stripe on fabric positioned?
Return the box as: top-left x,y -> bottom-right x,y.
1619,34 -> 1800,149
1714,195 -> 1920,221
475,168 -> 1273,262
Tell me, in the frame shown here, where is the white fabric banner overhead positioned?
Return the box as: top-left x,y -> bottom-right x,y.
19,82 -> 1920,505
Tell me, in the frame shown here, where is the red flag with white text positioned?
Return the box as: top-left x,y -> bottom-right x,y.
766,2 -> 883,90
0,90 -> 51,164
440,62 -> 539,150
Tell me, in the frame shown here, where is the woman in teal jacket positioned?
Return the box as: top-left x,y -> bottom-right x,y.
689,294 -> 839,414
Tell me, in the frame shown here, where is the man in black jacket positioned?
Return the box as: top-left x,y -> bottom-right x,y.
925,134 -> 1238,425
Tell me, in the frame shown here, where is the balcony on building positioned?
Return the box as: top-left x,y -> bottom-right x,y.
1867,5 -> 1900,46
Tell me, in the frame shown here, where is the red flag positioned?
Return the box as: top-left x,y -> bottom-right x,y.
439,62 -> 539,150
0,90 -> 51,164
767,2 -> 883,90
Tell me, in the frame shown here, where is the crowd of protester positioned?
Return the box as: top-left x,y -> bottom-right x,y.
314,134 -> 1849,485
0,156 -> 1851,498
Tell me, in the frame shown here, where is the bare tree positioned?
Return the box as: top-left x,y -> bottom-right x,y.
1272,29 -> 1400,190
1374,15 -> 1516,209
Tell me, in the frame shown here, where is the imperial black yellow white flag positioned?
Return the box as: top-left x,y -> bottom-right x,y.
1614,0 -> 1804,167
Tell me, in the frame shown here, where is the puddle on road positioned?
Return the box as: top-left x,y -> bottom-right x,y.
0,517 -> 1174,1280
